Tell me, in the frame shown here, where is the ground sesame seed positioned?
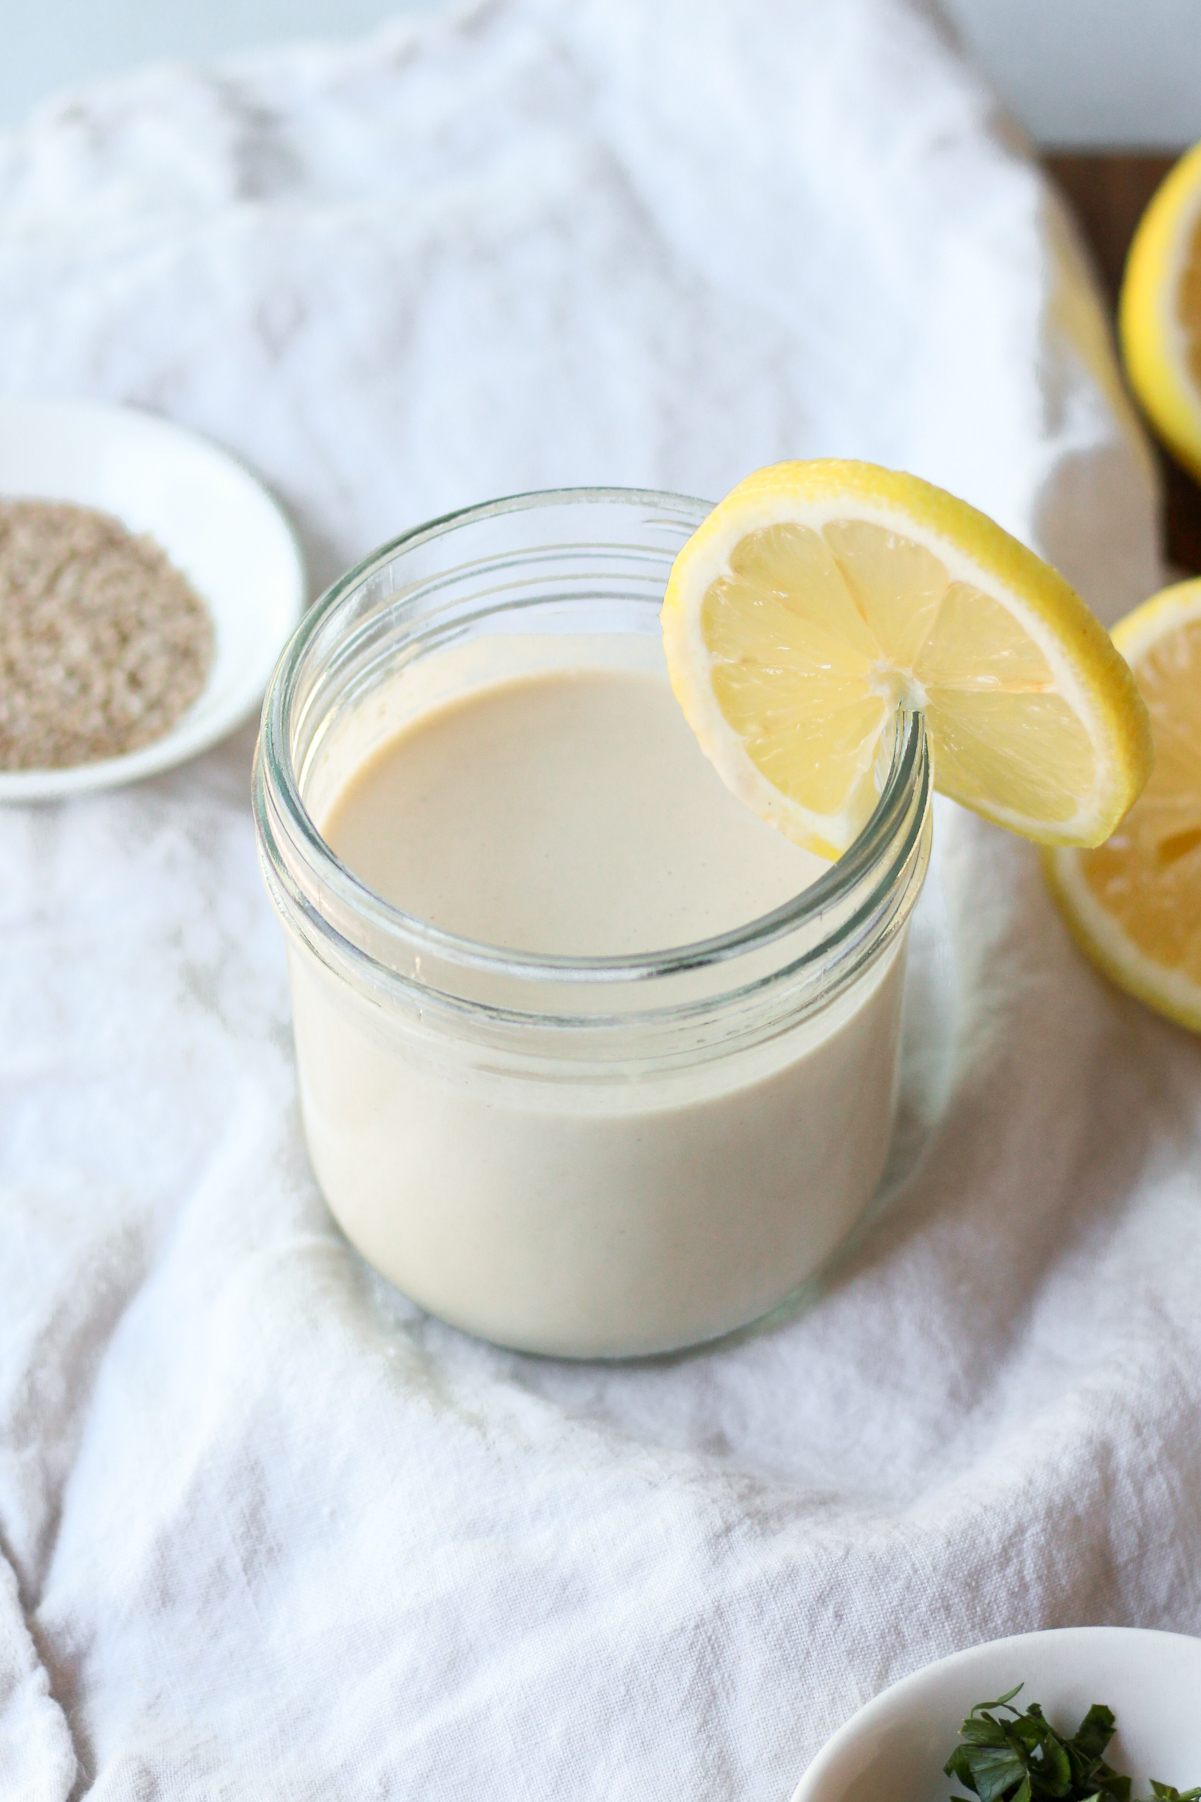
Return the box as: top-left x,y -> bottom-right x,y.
0,499 -> 213,771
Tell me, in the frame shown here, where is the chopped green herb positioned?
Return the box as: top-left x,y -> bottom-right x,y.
943,1686 -> 1200,1802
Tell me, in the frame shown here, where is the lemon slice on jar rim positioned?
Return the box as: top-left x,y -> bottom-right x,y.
1043,578 -> 1201,1032
1120,140 -> 1201,482
661,460 -> 1153,861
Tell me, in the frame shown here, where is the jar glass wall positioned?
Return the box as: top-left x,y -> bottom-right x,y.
253,489 -> 932,1358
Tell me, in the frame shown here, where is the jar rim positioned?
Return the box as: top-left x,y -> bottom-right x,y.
256,485 -> 929,990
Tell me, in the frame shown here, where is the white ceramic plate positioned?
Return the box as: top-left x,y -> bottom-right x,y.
792,1628 -> 1201,1802
0,395 -> 306,800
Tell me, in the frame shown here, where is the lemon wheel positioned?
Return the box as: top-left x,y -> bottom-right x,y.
1044,578 -> 1201,1032
661,460 -> 1153,860
1120,140 -> 1201,481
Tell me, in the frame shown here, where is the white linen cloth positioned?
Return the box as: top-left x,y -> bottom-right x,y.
0,2 -> 1193,1797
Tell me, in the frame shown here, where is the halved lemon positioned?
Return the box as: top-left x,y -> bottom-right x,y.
661,460 -> 1153,859
1043,578 -> 1201,1031
1120,140 -> 1201,481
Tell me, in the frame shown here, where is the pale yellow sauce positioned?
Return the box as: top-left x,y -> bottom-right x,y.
286,646 -> 909,1357
322,667 -> 824,955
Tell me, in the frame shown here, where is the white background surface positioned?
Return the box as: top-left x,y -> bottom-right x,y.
942,0 -> 1201,147
2,0 -> 1201,144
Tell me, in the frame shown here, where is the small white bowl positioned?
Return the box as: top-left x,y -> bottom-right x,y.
0,394 -> 306,800
792,1628 -> 1201,1802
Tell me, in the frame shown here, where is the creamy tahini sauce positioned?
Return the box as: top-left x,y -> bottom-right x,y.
321,668 -> 824,956
284,641 -> 909,1357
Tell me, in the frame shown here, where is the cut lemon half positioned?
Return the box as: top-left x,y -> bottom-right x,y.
1043,578 -> 1201,1031
1120,140 -> 1201,482
661,461 -> 1153,859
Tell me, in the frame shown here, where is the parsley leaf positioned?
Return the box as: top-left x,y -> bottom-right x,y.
943,1687 -> 1195,1802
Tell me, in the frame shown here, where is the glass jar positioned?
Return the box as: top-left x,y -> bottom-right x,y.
253,489 -> 931,1359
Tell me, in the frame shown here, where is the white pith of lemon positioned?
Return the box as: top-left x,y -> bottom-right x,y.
1043,578 -> 1201,1032
661,461 -> 1153,860
1120,140 -> 1201,482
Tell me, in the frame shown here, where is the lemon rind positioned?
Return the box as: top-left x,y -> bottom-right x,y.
1111,572 -> 1201,660
662,461 -> 1153,855
1119,140 -> 1201,483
